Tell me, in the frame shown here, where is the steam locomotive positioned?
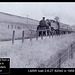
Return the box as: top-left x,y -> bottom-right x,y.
36,19 -> 72,36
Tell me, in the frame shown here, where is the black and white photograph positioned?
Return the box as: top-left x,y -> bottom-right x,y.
0,2 -> 75,73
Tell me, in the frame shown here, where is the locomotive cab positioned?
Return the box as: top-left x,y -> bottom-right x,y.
37,25 -> 50,36
36,18 -> 52,36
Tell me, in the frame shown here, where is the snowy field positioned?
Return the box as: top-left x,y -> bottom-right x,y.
0,33 -> 75,68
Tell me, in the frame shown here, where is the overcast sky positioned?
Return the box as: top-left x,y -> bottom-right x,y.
0,2 -> 75,25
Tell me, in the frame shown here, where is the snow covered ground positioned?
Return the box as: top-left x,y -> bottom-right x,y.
0,33 -> 75,68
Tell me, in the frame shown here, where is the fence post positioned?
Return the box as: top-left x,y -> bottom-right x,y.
68,48 -> 70,59
58,53 -> 61,68
36,30 -> 38,41
41,31 -> 43,39
12,30 -> 15,44
52,31 -> 53,38
49,31 -> 50,38
22,31 -> 24,43
30,30 -> 32,41
70,44 -> 73,59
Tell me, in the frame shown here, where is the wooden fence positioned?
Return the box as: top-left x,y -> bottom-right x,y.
38,42 -> 75,68
11,30 -> 75,68
11,29 -> 53,44
11,30 -> 35,44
